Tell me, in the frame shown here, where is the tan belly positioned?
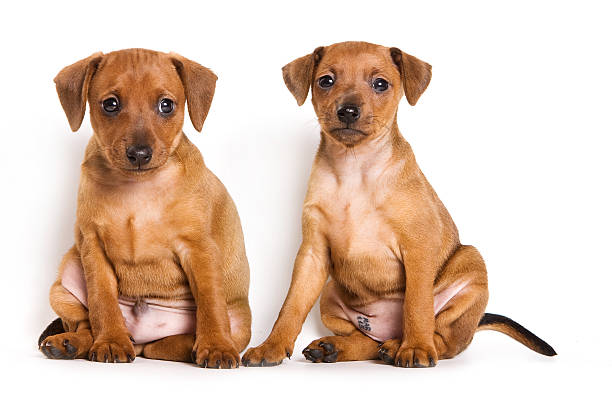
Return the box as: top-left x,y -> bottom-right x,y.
327,278 -> 472,342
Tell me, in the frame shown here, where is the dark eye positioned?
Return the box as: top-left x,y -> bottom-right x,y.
102,97 -> 120,114
318,75 -> 335,88
158,98 -> 174,115
372,78 -> 389,92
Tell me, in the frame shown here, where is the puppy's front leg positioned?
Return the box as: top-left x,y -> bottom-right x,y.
178,239 -> 238,369
395,244 -> 438,368
81,233 -> 135,363
242,223 -> 329,366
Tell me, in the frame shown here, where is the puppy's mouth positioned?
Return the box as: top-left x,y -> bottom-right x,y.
121,166 -> 159,173
327,127 -> 369,146
330,127 -> 367,136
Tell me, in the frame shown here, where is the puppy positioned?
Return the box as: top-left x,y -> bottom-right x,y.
38,49 -> 251,369
242,41 -> 555,367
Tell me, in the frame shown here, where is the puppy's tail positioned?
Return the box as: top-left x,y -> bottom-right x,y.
477,313 -> 556,356
38,317 -> 65,347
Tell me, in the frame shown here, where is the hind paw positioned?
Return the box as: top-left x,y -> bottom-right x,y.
378,338 -> 401,365
40,332 -> 91,360
302,336 -> 344,363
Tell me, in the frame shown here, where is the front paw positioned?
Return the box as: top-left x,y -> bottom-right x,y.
378,339 -> 437,368
394,342 -> 438,368
88,334 -> 135,363
192,338 -> 239,369
242,341 -> 292,367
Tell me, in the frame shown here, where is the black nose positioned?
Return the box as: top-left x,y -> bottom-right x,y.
337,105 -> 361,124
126,145 -> 153,166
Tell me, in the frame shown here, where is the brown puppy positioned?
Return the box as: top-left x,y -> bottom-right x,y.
38,49 -> 251,369
242,41 -> 555,368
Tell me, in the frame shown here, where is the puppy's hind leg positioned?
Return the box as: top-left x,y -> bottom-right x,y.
40,247 -> 94,360
429,245 -> 488,360
142,299 -> 251,367
228,298 -> 252,353
142,334 -> 195,363
302,281 -> 380,363
378,245 -> 488,366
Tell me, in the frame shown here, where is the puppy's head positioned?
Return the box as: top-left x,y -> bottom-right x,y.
54,49 -> 217,174
282,41 -> 431,146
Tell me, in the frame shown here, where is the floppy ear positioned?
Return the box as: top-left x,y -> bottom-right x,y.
390,48 -> 432,106
170,53 -> 217,132
54,52 -> 103,131
282,47 -> 324,106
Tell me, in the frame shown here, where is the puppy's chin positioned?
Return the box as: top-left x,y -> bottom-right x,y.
326,128 -> 369,147
119,166 -> 161,176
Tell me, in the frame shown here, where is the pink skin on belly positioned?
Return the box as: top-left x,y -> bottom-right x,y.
330,279 -> 471,342
61,259 -> 237,345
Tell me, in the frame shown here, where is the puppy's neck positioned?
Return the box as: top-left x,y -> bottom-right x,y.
318,121 -> 410,183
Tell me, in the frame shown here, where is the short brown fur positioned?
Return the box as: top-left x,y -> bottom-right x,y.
40,49 -> 251,368
243,41 -> 554,368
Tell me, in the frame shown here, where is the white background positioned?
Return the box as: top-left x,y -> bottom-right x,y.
2,0 -> 610,406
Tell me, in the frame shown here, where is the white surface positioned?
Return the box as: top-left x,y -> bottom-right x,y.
2,0 -> 610,406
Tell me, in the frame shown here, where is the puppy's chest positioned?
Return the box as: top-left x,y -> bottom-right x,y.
318,180 -> 401,264
94,190 -> 190,298
100,199 -> 171,259
311,169 -> 406,298
90,179 -> 181,264
317,183 -> 404,297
